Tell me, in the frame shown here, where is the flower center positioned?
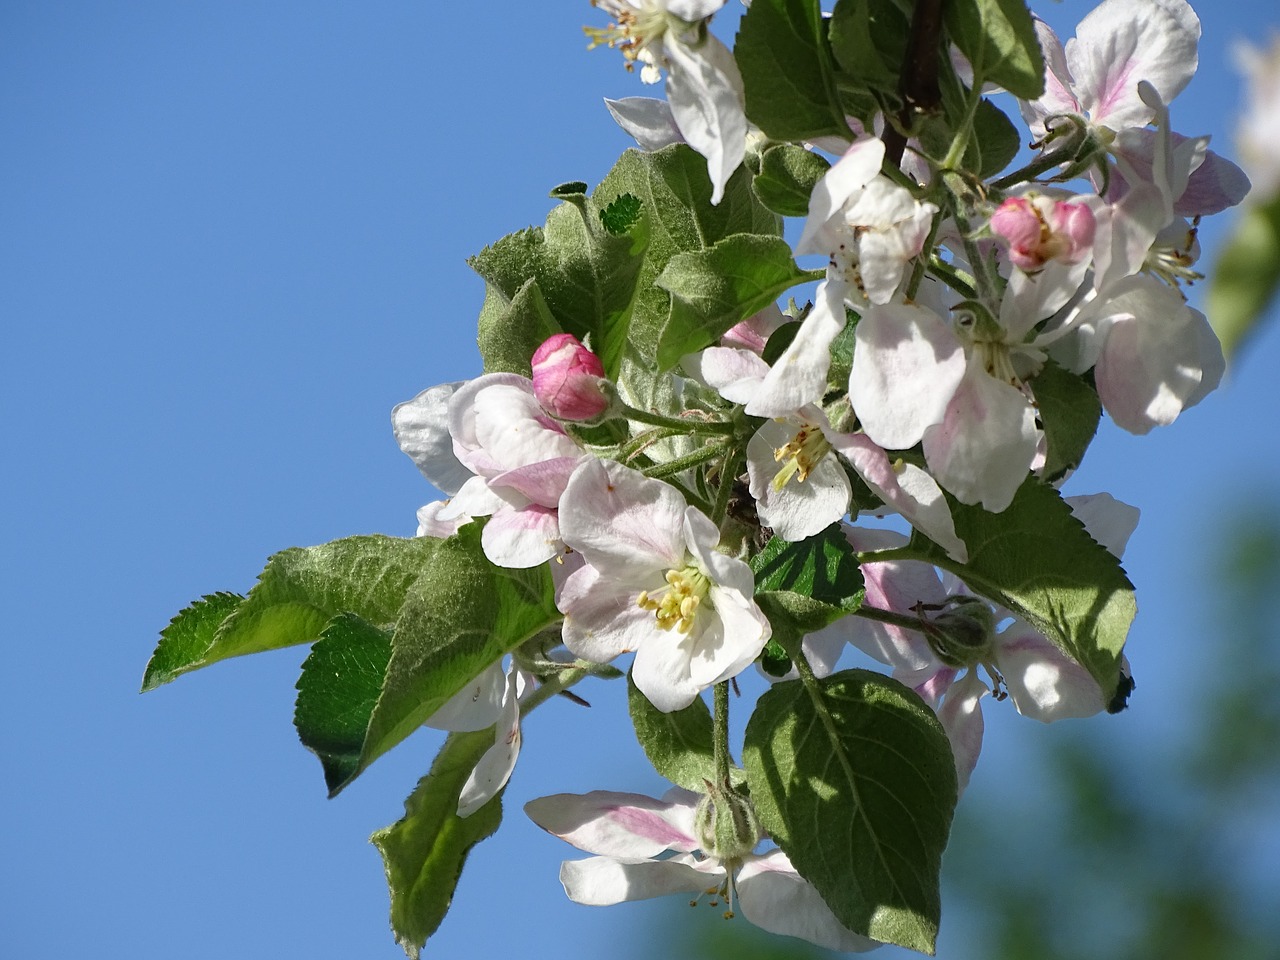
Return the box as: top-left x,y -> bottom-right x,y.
637,564 -> 711,634
584,1 -> 670,75
771,424 -> 832,491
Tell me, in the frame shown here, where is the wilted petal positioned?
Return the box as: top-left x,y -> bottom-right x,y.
424,661 -> 506,733
936,669 -> 988,794
457,665 -> 522,817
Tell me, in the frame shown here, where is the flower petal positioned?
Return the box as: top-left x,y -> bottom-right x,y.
525,790 -> 700,858
737,850 -> 882,952
604,96 -> 685,151
558,856 -> 715,905
391,381 -> 473,496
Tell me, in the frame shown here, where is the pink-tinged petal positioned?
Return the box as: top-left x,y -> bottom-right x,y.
689,346 -> 769,404
446,474 -> 508,519
1065,492 -> 1141,559
745,277 -> 849,418
721,303 -> 786,353
921,363 -> 1039,512
559,856 -> 714,905
525,790 -> 700,858
798,618 -> 851,679
796,137 -> 885,256
937,670 -> 988,795
482,503 -> 563,569
997,629 -> 1106,721
1110,128 -> 1250,216
415,500 -> 470,539
850,303 -> 966,449
558,565 -> 665,664
903,664 -> 957,710
1093,278 -> 1222,434
837,433 -> 967,563
457,665 -> 523,817
424,661 -> 506,733
391,381 -> 473,496
450,374 -> 580,477
490,456 -> 582,508
531,334 -> 610,421
1068,0 -> 1199,131
559,459 -> 688,577
663,32 -> 746,205
1019,16 -> 1081,138
604,96 -> 685,151
747,419 -> 851,541
737,851 -> 882,952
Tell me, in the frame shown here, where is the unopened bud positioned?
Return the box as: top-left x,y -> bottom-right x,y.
530,334 -> 610,421
990,195 -> 1095,272
694,780 -> 761,864
916,595 -> 997,668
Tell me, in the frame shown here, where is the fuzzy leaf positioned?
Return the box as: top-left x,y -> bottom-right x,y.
752,144 -> 831,218
744,668 -> 958,953
627,671 -> 721,792
371,729 -> 504,959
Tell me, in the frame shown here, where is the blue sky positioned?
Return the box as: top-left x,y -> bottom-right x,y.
4,2 -> 1280,958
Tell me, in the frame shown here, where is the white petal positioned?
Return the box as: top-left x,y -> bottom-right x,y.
424,661 -> 506,732
937,669 -> 988,795
663,32 -> 746,205
525,790 -> 700,858
747,420 -> 851,541
391,381 -> 473,496
1019,17 -> 1081,138
456,665 -> 522,817
690,346 -> 769,404
796,137 -> 885,256
414,500 -> 469,539
737,851 -> 881,952
604,96 -> 685,151
481,503 -> 563,568
559,856 -> 714,905
998,628 -> 1106,721
849,303 -> 965,449
745,277 -> 849,418
558,564 -> 665,664
631,627 -> 706,712
1065,492 -> 1140,558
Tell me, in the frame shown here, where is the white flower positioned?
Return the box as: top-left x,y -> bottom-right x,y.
524,788 -> 880,953
555,458 -> 770,712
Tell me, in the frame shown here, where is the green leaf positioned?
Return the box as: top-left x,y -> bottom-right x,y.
1207,194 -> 1280,361
944,0 -> 1045,100
468,183 -> 649,379
908,478 -> 1135,699
627,671 -> 720,792
1032,359 -> 1101,482
600,193 -> 644,235
655,234 -> 819,368
970,97 -> 1022,178
735,0 -> 851,141
294,614 -> 393,793
142,592 -> 244,692
144,535 -> 443,688
371,729 -> 504,960
750,526 -> 865,610
744,668 -> 958,953
829,0 -> 911,93
348,523 -> 559,791
752,144 -> 831,218
475,276 -> 560,377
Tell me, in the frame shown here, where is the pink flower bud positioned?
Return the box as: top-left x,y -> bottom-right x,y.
989,195 -> 1096,272
530,334 -> 610,421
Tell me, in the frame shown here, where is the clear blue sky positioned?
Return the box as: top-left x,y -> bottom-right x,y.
4,3 -> 1279,958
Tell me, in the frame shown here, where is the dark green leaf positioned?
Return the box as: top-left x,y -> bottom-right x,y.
944,0 -> 1045,100
348,523 -> 559,791
735,0 -> 852,141
371,729 -> 504,960
627,671 -> 720,791
656,234 -> 819,368
907,478 -> 1135,699
829,0 -> 911,93
1032,359 -> 1101,482
294,614 -> 393,793
144,535 -> 443,688
1207,193 -> 1280,361
752,144 -> 831,218
970,97 -> 1022,178
750,526 -> 865,609
142,592 -> 243,692
744,668 -> 958,953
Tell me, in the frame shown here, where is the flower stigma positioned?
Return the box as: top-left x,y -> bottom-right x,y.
771,424 -> 833,491
637,564 -> 711,633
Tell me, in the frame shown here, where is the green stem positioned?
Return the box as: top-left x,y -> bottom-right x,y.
852,603 -> 930,634
990,142 -> 1081,192
712,680 -> 732,787
522,665 -> 592,714
927,255 -> 978,299
642,440 -> 732,480
617,402 -> 736,435
943,170 -> 1000,304
941,81 -> 984,172
792,649 -> 860,792
709,439 -> 746,526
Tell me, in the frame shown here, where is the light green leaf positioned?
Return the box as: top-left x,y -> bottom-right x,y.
142,592 -> 243,692
627,671 -> 721,792
752,143 -> 831,218
735,0 -> 852,141
371,729 -> 504,960
144,536 -> 442,687
1207,193 -> 1280,361
467,183 -> 649,379
655,234 -> 819,368
744,668 -> 958,954
908,478 -> 1135,699
475,276 -> 560,377
294,614 -> 393,793
944,0 -> 1045,100
347,523 -> 559,791
1031,359 -> 1101,482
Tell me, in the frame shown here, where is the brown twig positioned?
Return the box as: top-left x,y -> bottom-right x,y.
884,0 -> 944,169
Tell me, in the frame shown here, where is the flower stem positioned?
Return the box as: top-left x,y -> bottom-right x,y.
851,602 -> 929,634
641,439 -> 733,480
712,680 -> 732,787
617,402 -> 736,435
